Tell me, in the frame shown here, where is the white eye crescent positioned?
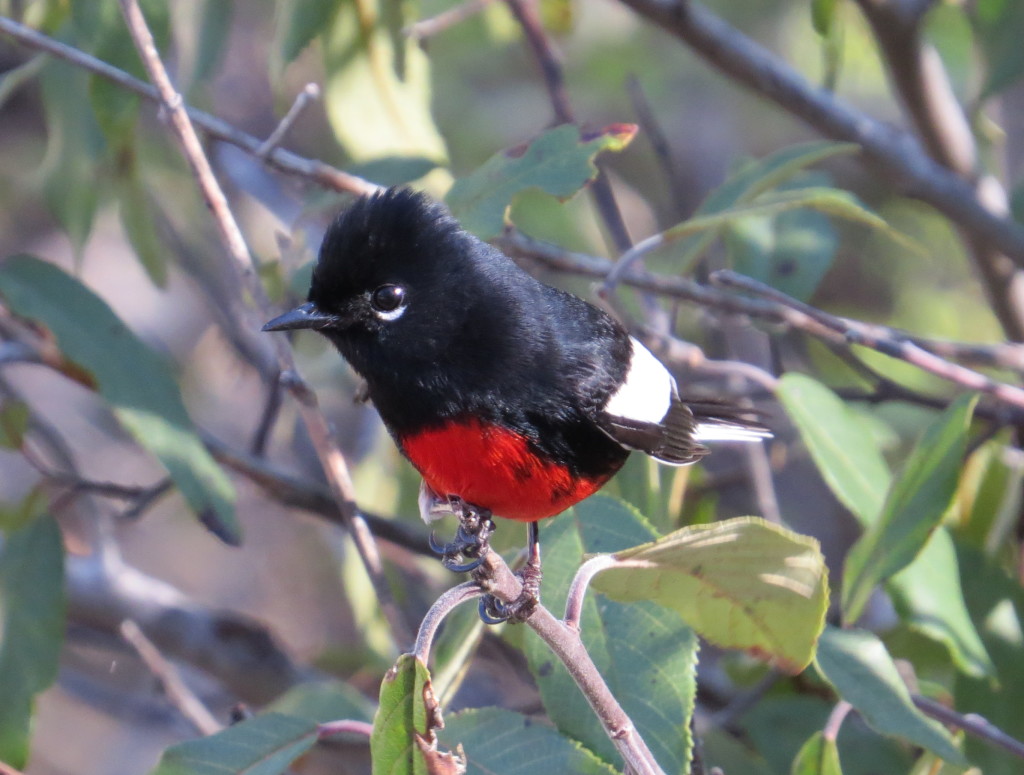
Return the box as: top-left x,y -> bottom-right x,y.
370,284 -> 407,321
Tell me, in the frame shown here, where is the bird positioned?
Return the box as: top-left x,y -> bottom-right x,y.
263,187 -> 770,621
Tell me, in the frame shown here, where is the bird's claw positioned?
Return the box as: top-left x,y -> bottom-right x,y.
428,498 -> 495,573
476,558 -> 543,625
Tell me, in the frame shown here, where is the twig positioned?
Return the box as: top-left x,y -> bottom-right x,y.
117,478 -> 173,521
611,0 -> 1024,269
626,74 -> 688,217
249,375 -> 284,457
0,16 -> 378,197
406,0 -> 496,40
116,0 -> 410,646
913,694 -> 1024,761
413,581 -> 484,663
713,270 -> 1024,410
823,700 -> 853,742
257,83 -> 321,159
318,719 -> 375,739
0,763 -> 26,775
564,555 -> 617,630
120,619 -> 222,736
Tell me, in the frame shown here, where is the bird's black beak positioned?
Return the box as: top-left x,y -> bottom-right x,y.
262,302 -> 335,332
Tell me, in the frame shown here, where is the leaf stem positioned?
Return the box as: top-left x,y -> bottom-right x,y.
564,554 -> 618,629
413,581 -> 483,664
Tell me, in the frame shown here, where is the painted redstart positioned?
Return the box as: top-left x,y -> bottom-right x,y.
264,187 -> 769,621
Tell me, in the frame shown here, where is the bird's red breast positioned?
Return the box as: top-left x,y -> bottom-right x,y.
400,417 -> 615,522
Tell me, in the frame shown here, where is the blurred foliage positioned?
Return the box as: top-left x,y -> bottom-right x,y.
0,0 -> 1024,774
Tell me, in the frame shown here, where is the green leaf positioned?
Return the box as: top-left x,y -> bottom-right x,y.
777,373 -> 891,526
321,0 -> 447,164
0,401 -> 30,449
148,713 -> 318,775
275,0 -> 344,66
0,489 -> 48,533
371,653 -> 433,775
192,0 -> 234,85
346,156 -> 440,188
0,257 -> 239,544
117,155 -> 168,288
524,495 -> 697,773
791,732 -> 842,775
673,140 -> 859,268
663,188 -> 919,255
889,528 -> 995,678
811,0 -> 838,36
439,708 -> 619,775
814,626 -> 967,766
39,60 -> 103,257
267,681 -> 374,724
446,124 -> 637,239
842,394 -> 977,622
0,516 -> 65,768
726,206 -> 838,302
974,0 -> 1024,96
592,516 -> 829,673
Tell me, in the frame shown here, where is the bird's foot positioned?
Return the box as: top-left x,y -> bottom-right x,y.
477,558 -> 542,625
427,497 -> 495,573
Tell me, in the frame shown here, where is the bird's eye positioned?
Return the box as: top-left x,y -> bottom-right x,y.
370,284 -> 406,315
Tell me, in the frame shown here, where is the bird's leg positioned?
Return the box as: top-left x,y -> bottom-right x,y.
478,521 -> 543,625
427,495 -> 495,573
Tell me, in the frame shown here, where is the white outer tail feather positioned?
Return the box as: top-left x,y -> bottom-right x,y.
693,423 -> 773,443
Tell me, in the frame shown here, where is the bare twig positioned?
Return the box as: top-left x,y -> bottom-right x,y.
626,74 -> 688,217
0,16 -> 377,197
249,375 -> 284,457
823,700 -> 853,742
318,719 -> 375,739
115,0 -> 410,645
564,555 -> 618,629
256,82 -> 321,159
120,619 -> 222,736
611,0 -> 1024,269
413,581 -> 484,663
406,0 -> 496,40
713,270 -> 1024,410
913,694 -> 1024,761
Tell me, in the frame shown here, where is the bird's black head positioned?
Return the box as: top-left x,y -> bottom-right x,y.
263,187 -> 528,395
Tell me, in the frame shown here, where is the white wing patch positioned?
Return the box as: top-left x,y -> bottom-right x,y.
603,338 -> 674,424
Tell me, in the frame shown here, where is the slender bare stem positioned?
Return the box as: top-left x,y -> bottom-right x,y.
713,270 -> 1024,410
413,581 -> 484,663
318,719 -> 375,739
913,694 -> 1024,761
120,619 -> 222,735
564,555 -> 618,629
257,82 -> 321,158
116,0 -> 410,645
823,700 -> 853,742
406,0 -> 496,40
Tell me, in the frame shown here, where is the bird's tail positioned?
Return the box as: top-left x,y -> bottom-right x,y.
686,399 -> 773,443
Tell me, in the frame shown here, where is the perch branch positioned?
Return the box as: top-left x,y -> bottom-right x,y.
913,694 -> 1024,761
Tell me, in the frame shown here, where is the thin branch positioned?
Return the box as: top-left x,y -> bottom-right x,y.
257,82 -> 321,159
611,0 -> 1024,269
713,270 -> 1024,410
318,719 -> 375,740
823,700 -> 853,742
120,619 -> 222,736
626,74 -> 688,217
0,16 -> 377,196
564,555 -> 618,629
913,694 -> 1024,761
406,0 -> 496,41
413,581 -> 483,663
115,0 -> 410,645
